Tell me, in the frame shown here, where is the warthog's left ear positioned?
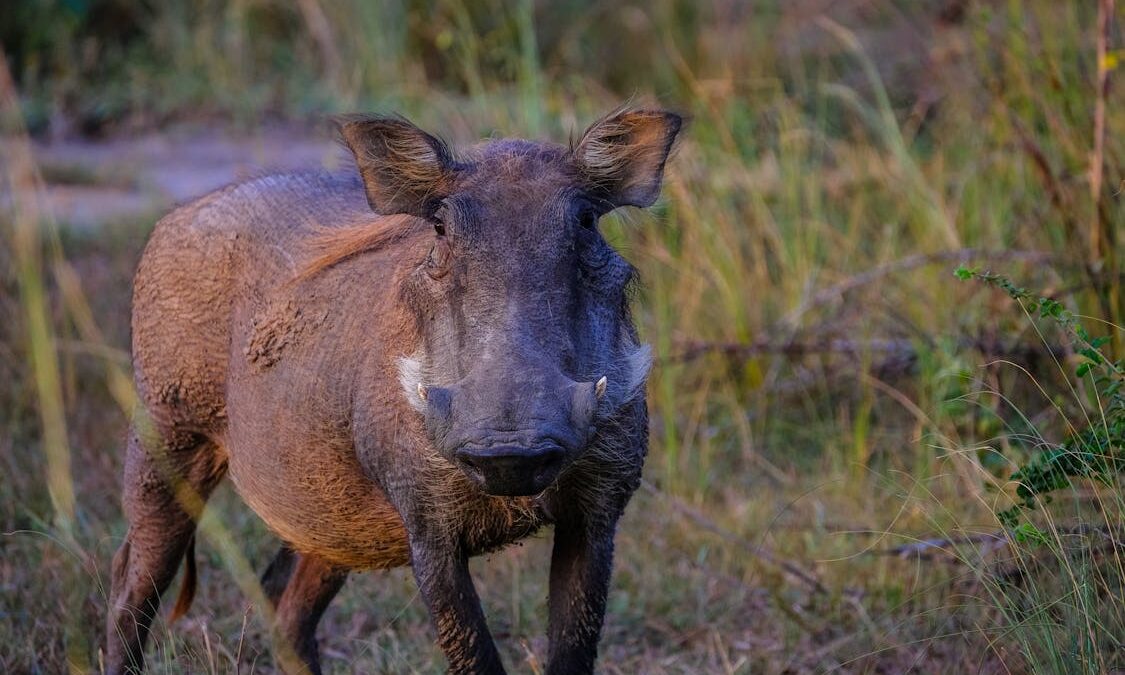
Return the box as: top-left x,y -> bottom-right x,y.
336,114 -> 459,219
574,108 -> 683,210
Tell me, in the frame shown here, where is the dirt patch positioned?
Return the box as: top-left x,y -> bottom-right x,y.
245,298 -> 328,371
4,124 -> 343,228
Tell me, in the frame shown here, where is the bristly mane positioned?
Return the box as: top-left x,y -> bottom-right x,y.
296,213 -> 425,281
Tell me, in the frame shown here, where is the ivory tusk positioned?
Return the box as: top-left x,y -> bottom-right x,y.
595,375 -> 608,399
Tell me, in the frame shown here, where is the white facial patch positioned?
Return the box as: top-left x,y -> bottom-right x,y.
398,353 -> 427,413
608,343 -> 652,409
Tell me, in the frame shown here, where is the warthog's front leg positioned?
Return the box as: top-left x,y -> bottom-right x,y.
546,516 -> 618,675
409,535 -> 506,674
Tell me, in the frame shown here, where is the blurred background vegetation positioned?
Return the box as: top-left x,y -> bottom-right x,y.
2,0 -> 1123,672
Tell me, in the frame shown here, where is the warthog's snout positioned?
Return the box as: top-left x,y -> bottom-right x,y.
420,373 -> 604,496
454,442 -> 566,496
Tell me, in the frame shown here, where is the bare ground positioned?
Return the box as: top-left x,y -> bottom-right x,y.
3,124 -> 338,229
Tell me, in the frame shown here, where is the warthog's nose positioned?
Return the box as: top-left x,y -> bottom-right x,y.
454,443 -> 566,496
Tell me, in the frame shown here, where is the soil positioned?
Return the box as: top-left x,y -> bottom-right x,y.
9,124 -> 340,228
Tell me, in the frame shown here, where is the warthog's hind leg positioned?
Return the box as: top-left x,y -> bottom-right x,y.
260,543 -> 298,605
261,545 -> 348,675
105,428 -> 225,673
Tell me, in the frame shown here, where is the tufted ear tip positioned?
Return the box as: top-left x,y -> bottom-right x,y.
573,107 -> 684,210
336,113 -> 459,218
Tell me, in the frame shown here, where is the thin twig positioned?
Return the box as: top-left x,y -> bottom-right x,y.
878,531 -> 1008,561
663,248 -> 1059,366
666,335 -> 1069,365
234,605 -> 251,674
784,248 -> 1056,323
878,523 -> 1125,563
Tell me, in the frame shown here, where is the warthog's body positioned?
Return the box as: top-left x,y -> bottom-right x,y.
106,109 -> 681,674
135,170 -> 544,568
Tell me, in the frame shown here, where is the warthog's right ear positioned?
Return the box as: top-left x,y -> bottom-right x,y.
336,114 -> 459,220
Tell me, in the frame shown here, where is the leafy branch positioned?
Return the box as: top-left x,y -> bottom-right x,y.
956,267 -> 1124,527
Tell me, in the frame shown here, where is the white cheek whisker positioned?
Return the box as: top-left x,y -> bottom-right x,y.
601,343 -> 651,413
398,354 -> 427,413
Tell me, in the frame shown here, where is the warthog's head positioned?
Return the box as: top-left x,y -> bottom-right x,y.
339,109 -> 681,496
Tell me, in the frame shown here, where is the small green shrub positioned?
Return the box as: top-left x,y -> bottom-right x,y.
956,266 -> 1123,526
957,266 -> 1125,673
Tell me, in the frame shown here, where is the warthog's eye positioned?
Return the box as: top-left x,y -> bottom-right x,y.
426,236 -> 453,279
577,208 -> 598,231
432,200 -> 452,237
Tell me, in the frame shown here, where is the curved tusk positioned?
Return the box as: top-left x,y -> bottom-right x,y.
595,375 -> 608,400
417,383 -> 428,401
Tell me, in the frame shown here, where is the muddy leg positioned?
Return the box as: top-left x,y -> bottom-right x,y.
266,548 -> 348,675
105,429 -> 225,674
545,517 -> 617,675
410,539 -> 506,675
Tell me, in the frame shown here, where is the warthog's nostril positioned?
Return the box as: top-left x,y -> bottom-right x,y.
454,443 -> 568,496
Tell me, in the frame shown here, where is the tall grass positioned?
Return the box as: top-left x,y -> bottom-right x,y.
2,0 -> 1123,671
943,268 -> 1125,674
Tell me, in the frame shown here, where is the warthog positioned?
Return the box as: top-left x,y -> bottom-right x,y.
105,107 -> 681,674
